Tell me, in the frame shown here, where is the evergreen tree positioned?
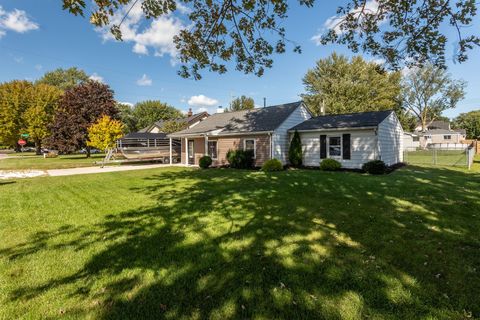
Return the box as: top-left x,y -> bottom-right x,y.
288,130 -> 302,167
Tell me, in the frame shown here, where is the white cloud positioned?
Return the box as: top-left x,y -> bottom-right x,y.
312,0 -> 383,45
13,56 -> 23,63
34,64 -> 42,70
0,6 -> 38,37
136,74 -> 152,86
119,101 -> 134,107
188,95 -> 219,108
97,3 -> 184,63
370,58 -> 385,65
89,72 -> 104,83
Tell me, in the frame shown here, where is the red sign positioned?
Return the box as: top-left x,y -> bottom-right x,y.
18,139 -> 27,146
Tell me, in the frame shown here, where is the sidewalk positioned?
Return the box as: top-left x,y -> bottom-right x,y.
47,163 -> 185,177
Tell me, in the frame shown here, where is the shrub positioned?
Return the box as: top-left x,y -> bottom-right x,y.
362,160 -> 387,174
199,155 -> 212,169
320,158 -> 341,171
226,149 -> 255,169
288,130 -> 302,167
262,158 -> 283,172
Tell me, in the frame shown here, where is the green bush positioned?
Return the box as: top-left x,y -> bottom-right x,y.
288,130 -> 302,167
262,158 -> 283,172
320,158 -> 341,171
362,160 -> 387,174
199,155 -> 212,169
226,149 -> 255,169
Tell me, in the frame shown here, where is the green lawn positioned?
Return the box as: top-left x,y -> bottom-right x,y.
0,153 -> 106,170
1,161 -> 479,319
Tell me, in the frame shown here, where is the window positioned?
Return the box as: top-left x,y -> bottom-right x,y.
328,136 -> 341,157
424,135 -> 431,140
187,140 -> 194,159
244,139 -> 256,158
208,141 -> 217,159
412,136 -> 419,142
443,135 -> 451,140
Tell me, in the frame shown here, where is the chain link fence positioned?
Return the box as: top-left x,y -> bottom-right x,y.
404,147 -> 474,168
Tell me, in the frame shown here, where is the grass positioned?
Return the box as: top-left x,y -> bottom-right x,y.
1,160 -> 480,319
0,153 -> 106,170
404,149 -> 468,166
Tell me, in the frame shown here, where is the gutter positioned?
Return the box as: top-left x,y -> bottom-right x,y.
168,130 -> 274,138
288,126 -> 377,133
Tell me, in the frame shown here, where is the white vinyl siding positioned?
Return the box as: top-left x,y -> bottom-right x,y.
272,104 -> 311,164
300,129 -> 377,169
377,112 -> 403,165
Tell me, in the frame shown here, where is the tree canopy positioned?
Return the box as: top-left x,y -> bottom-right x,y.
160,120 -> 187,134
302,53 -> 401,116
401,64 -> 466,132
132,100 -> 184,130
36,67 -> 89,90
62,0 -> 479,79
116,103 -> 138,133
87,115 -> 125,151
47,80 -> 118,156
453,110 -> 480,139
228,96 -> 255,112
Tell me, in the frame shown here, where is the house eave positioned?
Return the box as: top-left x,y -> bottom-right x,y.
168,130 -> 274,138
288,126 -> 377,133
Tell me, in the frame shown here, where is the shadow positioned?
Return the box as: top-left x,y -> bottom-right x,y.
4,166 -> 480,318
0,181 -> 15,186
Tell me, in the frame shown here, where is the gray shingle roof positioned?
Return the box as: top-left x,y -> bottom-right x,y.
169,101 -> 304,136
290,110 -> 393,131
421,129 -> 466,135
138,112 -> 209,133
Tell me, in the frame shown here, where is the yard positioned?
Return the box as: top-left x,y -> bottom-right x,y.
0,153 -> 106,170
1,161 -> 479,319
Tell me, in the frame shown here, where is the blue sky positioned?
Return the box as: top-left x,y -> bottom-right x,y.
0,0 -> 478,118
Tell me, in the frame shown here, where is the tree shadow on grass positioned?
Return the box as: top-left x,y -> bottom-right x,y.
4,166 -> 480,319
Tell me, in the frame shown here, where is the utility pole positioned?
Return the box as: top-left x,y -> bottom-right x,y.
263,97 -> 266,108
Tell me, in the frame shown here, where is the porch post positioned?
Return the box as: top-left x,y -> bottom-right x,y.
169,137 -> 172,164
185,137 -> 188,165
204,135 -> 208,156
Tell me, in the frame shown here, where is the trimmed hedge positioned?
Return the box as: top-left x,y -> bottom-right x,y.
262,158 -> 283,172
320,158 -> 341,171
199,155 -> 212,169
226,149 -> 255,169
362,160 -> 387,174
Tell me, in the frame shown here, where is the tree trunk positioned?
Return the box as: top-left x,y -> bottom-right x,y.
35,140 -> 42,155
86,146 -> 91,158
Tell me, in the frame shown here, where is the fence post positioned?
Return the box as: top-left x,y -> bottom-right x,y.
433,149 -> 437,165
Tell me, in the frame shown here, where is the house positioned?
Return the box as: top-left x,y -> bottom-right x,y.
168,101 -> 312,166
414,120 -> 451,132
417,129 -> 467,148
138,108 -> 209,133
289,110 -> 403,169
403,132 -> 420,151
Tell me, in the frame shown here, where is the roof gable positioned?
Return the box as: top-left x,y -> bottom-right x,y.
290,110 -> 393,131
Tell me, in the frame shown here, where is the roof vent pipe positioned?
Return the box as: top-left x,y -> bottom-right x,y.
217,106 -> 224,113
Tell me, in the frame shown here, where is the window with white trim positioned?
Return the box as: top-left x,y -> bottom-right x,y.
208,141 -> 217,159
328,136 -> 341,158
244,139 -> 256,158
443,135 -> 451,140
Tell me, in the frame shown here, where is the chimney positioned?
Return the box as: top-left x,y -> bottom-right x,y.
216,106 -> 224,113
187,108 -> 193,117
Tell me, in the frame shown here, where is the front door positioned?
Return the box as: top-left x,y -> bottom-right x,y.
188,140 -> 195,165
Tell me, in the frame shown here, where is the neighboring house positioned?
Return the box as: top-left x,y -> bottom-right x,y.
138,109 -> 209,133
168,101 -> 312,167
289,110 -> 403,169
418,129 -> 467,148
415,120 -> 450,132
403,132 -> 420,151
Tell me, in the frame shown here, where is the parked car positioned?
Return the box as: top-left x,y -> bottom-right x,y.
79,148 -> 101,154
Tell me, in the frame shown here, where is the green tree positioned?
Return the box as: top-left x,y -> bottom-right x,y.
402,64 -> 466,132
47,81 -> 118,157
0,81 -> 31,148
116,103 -> 138,133
87,115 -> 125,151
25,84 -> 63,154
228,96 -> 255,112
453,110 -> 480,139
288,130 -> 302,167
133,100 -> 183,130
36,67 -> 89,91
161,120 -> 187,134
62,1 -> 479,79
302,53 -> 401,116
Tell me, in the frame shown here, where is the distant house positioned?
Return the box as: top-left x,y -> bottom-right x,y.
289,110 -> 403,169
414,120 -> 467,148
138,108 -> 209,133
403,132 -> 420,151
168,101 -> 312,167
415,120 -> 451,132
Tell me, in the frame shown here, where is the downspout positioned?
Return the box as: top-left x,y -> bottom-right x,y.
269,132 -> 273,160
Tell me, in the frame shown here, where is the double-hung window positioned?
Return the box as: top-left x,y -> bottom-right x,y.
443,135 -> 451,140
244,139 -> 256,158
328,136 -> 341,158
208,141 -> 217,159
